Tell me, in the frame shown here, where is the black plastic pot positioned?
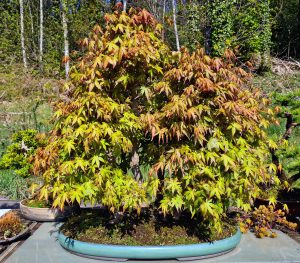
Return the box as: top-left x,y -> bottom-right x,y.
255,190 -> 300,217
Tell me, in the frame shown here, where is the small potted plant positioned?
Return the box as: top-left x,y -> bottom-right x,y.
0,129 -> 75,221
19,195 -> 76,222
239,205 -> 297,238
0,211 -> 30,245
33,8 -> 281,260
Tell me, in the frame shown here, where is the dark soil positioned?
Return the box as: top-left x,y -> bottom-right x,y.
278,189 -> 300,201
60,209 -> 236,246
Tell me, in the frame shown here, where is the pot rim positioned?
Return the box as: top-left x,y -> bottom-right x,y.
58,227 -> 242,260
20,199 -> 54,210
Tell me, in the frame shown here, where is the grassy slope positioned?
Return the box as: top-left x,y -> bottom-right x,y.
254,72 -> 300,188
0,65 -> 59,155
0,65 -> 60,199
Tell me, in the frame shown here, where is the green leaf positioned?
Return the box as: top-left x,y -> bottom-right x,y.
64,140 -> 76,155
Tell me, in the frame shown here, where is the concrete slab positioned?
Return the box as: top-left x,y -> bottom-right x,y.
0,209 -> 11,217
4,223 -> 300,263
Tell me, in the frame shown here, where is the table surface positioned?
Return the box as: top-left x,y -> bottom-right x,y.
4,222 -> 300,263
0,209 -> 11,217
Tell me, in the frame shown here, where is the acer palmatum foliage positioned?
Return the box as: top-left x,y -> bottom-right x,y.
33,9 -> 279,232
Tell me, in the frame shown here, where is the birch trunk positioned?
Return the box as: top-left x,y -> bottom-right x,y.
28,2 -> 34,36
39,0 -> 43,70
61,0 -> 70,79
172,0 -> 180,51
28,2 -> 38,61
20,0 -> 27,68
123,0 -> 127,12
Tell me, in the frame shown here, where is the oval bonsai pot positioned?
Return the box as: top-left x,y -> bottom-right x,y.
20,200 -> 74,222
58,229 -> 242,260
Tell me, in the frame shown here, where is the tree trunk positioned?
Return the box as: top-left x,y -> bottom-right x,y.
204,21 -> 212,55
130,140 -> 141,182
260,0 -> 271,71
28,2 -> 34,36
39,0 -> 43,71
61,0 -> 70,79
297,0 -> 300,56
172,0 -> 180,51
19,0 -> 27,68
28,1 -> 38,61
162,0 -> 166,41
123,0 -> 127,12
130,90 -> 142,182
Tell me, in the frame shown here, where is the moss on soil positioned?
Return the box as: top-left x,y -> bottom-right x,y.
61,210 -> 236,246
24,199 -> 52,208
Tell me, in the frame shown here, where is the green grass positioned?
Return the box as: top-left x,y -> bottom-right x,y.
254,72 -> 300,189
253,72 -> 300,94
0,169 -> 30,200
0,68 -> 57,200
0,67 -> 57,156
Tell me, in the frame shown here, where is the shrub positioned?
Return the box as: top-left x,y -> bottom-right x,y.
0,129 -> 46,178
33,9 -> 279,232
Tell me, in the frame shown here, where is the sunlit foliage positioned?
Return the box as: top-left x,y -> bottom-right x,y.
33,9 -> 280,232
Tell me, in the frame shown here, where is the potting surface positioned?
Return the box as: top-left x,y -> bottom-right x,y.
4,223 -> 300,263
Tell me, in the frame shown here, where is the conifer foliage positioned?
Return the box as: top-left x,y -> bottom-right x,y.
33,9 -> 280,231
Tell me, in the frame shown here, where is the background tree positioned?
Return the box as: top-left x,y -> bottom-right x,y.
39,0 -> 44,71
0,0 -> 298,76
271,0 -> 300,58
61,0 -> 70,79
20,0 -> 27,68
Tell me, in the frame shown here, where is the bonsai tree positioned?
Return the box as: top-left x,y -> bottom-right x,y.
33,8 -> 280,233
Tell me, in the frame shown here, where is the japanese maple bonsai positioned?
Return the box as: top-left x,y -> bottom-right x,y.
32,8 -> 280,258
